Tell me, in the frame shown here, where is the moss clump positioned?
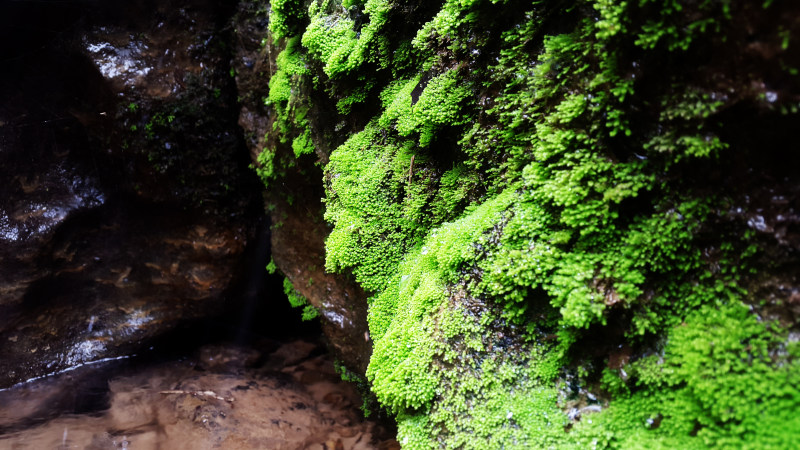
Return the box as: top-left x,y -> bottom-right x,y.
257,35 -> 313,187
573,302 -> 800,449
302,0 -> 393,78
269,0 -> 309,40
259,0 -> 800,446
283,277 -> 319,321
380,69 -> 473,147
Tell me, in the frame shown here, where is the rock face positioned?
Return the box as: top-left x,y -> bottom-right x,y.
0,0 -> 262,388
231,1 -> 373,375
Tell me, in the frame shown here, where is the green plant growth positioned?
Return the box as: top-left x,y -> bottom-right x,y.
283,277 -> 319,321
258,0 -> 800,446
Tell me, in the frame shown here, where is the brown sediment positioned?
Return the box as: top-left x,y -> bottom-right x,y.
0,340 -> 398,450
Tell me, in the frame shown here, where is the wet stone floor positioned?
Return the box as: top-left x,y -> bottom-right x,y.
0,339 -> 398,450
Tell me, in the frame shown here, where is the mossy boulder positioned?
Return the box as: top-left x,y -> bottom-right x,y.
257,0 -> 800,447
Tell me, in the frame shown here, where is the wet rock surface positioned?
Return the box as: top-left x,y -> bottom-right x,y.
0,202 -> 251,387
0,0 -> 262,387
0,340 -> 399,449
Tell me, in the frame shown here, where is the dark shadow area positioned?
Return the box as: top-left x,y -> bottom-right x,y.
0,0 -> 322,393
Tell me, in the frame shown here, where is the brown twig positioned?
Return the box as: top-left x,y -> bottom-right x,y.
159,390 -> 235,403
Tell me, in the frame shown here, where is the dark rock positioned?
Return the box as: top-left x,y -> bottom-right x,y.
0,0 -> 261,388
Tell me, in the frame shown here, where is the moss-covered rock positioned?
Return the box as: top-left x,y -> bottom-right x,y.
234,0 -> 376,376
257,0 -> 800,446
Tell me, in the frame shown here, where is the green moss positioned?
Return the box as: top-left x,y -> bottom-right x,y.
257,35 -> 313,186
302,0 -> 359,77
266,258 -> 278,274
257,0 -> 800,446
291,128 -> 315,157
283,277 -> 319,321
324,122 -> 430,293
381,69 -> 473,147
269,0 -> 309,40
578,302 -> 800,449
302,0 -> 393,78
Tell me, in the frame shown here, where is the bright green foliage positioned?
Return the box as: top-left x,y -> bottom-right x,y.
412,0 -> 511,55
283,277 -> 319,321
381,69 -> 473,146
302,0 -> 392,78
258,35 -> 313,186
302,1 -> 359,77
366,193 -> 512,409
265,258 -> 278,274
258,0 -> 800,446
291,128 -> 314,157
269,0 -> 308,39
325,123 -> 433,293
634,0 -> 731,51
254,145 -> 276,183
574,302 -> 800,448
268,36 -> 309,127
